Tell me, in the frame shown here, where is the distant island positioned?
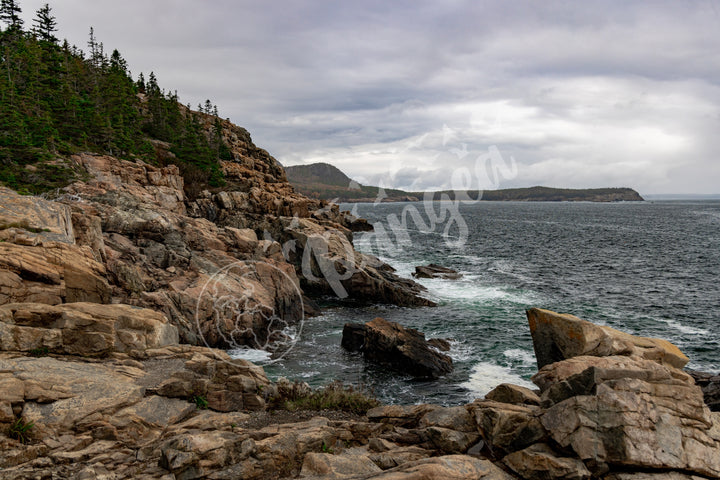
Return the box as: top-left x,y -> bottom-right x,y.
285,162 -> 644,202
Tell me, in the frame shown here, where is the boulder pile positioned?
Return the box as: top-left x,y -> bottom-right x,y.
2,306 -> 717,479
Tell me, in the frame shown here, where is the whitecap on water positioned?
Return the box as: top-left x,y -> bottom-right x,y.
422,278 -> 538,306
461,361 -> 536,398
657,318 -> 710,336
228,348 -> 273,364
503,348 -> 536,368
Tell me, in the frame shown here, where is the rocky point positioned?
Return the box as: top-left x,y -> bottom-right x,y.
1,115 -> 718,479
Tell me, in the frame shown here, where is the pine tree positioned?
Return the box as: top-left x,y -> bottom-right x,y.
0,0 -> 23,31
136,72 -> 146,93
33,3 -> 58,43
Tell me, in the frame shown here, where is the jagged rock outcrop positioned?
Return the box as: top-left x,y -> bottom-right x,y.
1,135 -> 430,350
341,317 -> 453,379
1,305 -> 719,479
526,307 -> 689,369
524,308 -> 720,479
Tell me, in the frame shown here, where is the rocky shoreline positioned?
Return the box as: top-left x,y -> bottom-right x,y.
1,119 -> 718,479
1,301 -> 718,479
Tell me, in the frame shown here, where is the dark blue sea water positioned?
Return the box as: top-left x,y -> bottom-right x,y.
236,200 -> 720,406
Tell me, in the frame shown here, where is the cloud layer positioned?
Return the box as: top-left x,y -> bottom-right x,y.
20,0 -> 720,194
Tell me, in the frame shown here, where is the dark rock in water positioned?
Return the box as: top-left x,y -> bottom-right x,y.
412,264 -> 463,280
687,369 -> 720,412
427,338 -> 452,352
341,323 -> 366,352
340,317 -> 453,379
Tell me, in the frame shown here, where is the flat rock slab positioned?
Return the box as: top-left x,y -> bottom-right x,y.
114,395 -> 195,428
2,355 -> 145,429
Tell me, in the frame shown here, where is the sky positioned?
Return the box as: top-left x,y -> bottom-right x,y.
19,0 -> 720,194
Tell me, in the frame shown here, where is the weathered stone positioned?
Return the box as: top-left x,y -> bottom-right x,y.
0,241 -> 111,306
541,372 -> 719,477
344,318 -> 453,379
527,308 -> 689,369
419,406 -> 476,432
485,383 -> 541,406
300,451 -> 382,478
368,455 -> 518,479
503,443 -> 591,480
603,473 -> 709,480
0,187 -> 74,243
0,302 -> 179,356
113,396 -> 195,428
427,337 -> 451,352
470,400 -> 547,457
369,445 -> 433,470
368,404 -> 440,428
8,355 -> 146,430
277,216 -> 433,307
341,323 -> 366,351
206,389 -> 244,412
532,355 -> 695,397
424,426 -> 480,454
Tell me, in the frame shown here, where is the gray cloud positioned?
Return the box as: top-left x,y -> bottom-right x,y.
19,0 -> 720,194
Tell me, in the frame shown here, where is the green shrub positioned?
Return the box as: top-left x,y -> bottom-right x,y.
29,346 -> 50,357
192,395 -> 208,410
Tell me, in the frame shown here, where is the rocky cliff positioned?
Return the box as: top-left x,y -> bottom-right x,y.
1,114 -> 716,479
0,116 -> 432,349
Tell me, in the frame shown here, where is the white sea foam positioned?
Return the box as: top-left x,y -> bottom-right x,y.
447,340 -> 474,362
657,318 -> 710,336
503,348 -> 536,367
461,361 -> 536,398
421,278 -> 537,305
228,348 -> 273,363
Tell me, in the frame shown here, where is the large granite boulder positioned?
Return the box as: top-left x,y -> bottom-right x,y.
526,307 -> 689,369
522,309 -> 720,478
341,317 -> 453,379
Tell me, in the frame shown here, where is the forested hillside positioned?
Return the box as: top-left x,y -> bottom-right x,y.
0,0 -> 230,195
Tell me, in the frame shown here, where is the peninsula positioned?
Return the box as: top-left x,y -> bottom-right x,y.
285,163 -> 644,202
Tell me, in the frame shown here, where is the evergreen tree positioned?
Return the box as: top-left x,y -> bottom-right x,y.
0,0 -> 23,31
136,72 -> 146,93
32,3 -> 58,43
0,12 -> 230,195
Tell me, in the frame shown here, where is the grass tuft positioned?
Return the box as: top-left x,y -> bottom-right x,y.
271,380 -> 380,415
8,417 -> 34,444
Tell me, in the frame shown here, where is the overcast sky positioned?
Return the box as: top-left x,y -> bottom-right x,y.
20,0 -> 720,194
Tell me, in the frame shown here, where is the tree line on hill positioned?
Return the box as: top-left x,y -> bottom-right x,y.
0,0 -> 231,195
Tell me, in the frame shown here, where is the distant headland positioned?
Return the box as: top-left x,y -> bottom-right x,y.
284,162 -> 644,203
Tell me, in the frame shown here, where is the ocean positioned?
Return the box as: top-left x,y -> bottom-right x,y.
234,200 -> 720,406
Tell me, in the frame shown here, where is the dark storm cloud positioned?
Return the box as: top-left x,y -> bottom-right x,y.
19,0 -> 720,193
